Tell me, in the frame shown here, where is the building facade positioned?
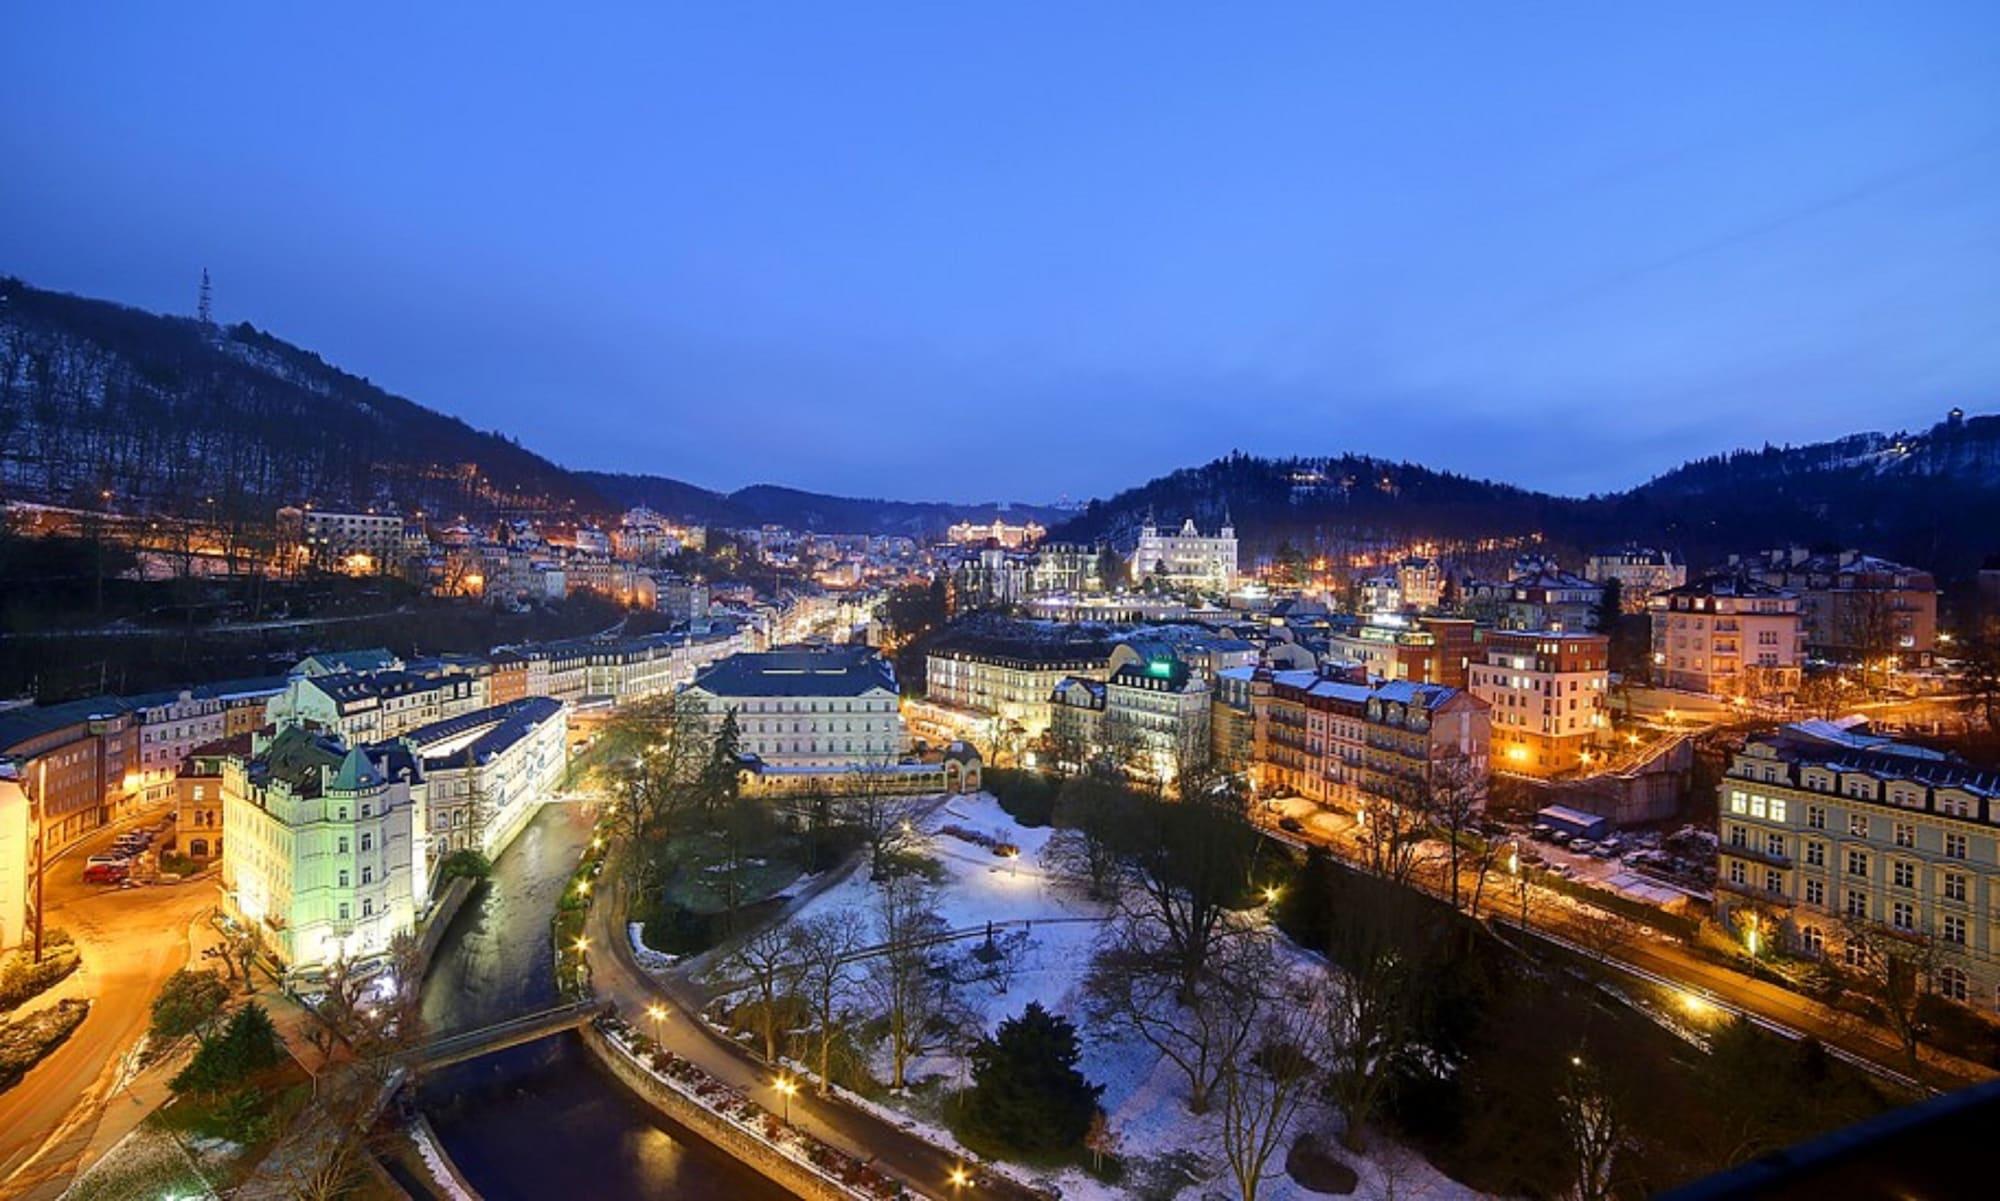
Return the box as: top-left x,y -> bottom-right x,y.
1649,575 -> 1807,698
1736,548 -> 1939,666
1468,630 -> 1609,778
1586,546 -> 1686,613
408,697 -> 567,864
685,646 -> 904,769
1715,723 -> 2000,1013
1133,517 -> 1238,591
221,729 -> 429,974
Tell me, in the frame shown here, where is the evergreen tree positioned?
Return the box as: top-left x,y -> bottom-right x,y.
1274,845 -> 1336,952
171,1002 -> 284,1094
962,1001 -> 1103,1155
1594,577 -> 1622,634
697,708 -> 743,820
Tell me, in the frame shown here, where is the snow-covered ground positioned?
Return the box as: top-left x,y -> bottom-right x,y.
759,792 -> 1484,1201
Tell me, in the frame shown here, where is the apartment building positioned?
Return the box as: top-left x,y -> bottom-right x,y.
407,697 -> 567,864
124,688 -> 226,807
1649,575 -> 1807,698
1715,722 -> 2000,1012
1585,545 -> 1686,613
279,506 -> 405,573
1468,630 -> 1609,778
925,624 -> 1116,745
1047,653 -> 1212,783
0,698 -> 139,851
1735,548 -> 1939,665
1240,667 -> 1491,810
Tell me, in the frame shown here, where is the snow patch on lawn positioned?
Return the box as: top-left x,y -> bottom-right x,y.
776,791 -> 1488,1201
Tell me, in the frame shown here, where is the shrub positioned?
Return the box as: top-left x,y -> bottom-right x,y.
0,940 -> 81,1010
437,848 -> 493,885
0,998 -> 90,1089
149,969 -> 231,1043
986,768 -> 1057,828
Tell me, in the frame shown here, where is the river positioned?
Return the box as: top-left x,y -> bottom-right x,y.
417,802 -> 787,1200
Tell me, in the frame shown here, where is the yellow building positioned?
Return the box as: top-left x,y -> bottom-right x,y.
1716,722 -> 2000,1012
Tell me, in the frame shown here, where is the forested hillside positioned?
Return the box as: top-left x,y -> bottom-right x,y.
0,276 -> 600,520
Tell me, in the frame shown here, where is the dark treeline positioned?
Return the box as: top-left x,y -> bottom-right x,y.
1052,415 -> 2000,591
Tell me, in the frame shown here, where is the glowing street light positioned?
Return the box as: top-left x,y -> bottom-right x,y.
1681,992 -> 1711,1018
575,879 -> 591,897
1262,886 -> 1281,906
645,1003 -> 668,1042
573,934 -> 592,954
949,1165 -> 972,1192
774,1075 -> 799,1123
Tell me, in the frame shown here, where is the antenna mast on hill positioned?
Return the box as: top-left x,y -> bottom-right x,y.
197,268 -> 213,326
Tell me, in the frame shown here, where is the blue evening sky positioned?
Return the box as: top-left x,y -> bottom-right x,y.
3,4 -> 1996,503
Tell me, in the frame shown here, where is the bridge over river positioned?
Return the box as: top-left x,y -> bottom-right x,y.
413,803 -> 786,1201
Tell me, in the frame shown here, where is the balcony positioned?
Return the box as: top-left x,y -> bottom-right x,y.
1724,843 -> 1792,869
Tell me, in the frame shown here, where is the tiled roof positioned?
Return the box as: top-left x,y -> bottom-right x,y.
691,647 -> 896,698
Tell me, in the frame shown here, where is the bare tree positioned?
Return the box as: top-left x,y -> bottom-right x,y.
1355,791 -> 1427,889
1319,882 -> 1439,1151
869,875 -> 951,1091
841,759 -> 925,878
1088,926 -> 1273,1114
1215,993 -> 1320,1201
599,692 -> 711,888
203,919 -> 265,994
1041,766 -> 1130,901
1113,767 -> 1259,1000
789,909 -> 866,1095
1558,1049 -> 1626,1201
728,923 -> 801,1064
1837,915 -> 1939,1067
1421,749 -> 1487,910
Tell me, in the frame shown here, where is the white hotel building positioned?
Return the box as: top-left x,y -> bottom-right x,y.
1132,517 -> 1238,591
684,646 -> 904,768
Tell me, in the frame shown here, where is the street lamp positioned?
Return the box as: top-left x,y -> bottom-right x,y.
774,1075 -> 798,1123
949,1165 -> 972,1192
573,934 -> 592,954
645,1003 -> 668,1043
1262,885 -> 1281,906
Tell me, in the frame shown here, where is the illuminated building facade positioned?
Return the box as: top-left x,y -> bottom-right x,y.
1133,517 -> 1238,591
221,728 -> 429,974
1715,723 -> 2000,1011
1468,630 -> 1608,777
1649,575 -> 1806,698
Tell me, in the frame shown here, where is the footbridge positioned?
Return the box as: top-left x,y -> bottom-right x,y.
416,1000 -> 606,1070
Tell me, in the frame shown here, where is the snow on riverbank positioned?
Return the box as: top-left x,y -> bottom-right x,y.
769,792 -> 1484,1201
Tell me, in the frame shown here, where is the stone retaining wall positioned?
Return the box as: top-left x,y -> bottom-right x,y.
577,1022 -> 864,1201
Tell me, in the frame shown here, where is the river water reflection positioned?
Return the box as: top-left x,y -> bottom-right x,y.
418,804 -> 785,1200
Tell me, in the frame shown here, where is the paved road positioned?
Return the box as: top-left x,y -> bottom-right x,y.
582,863 -> 1042,1201
0,809 -> 217,1199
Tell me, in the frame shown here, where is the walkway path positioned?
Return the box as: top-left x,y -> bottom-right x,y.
582,861 -> 1043,1201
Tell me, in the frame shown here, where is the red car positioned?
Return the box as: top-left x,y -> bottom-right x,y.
83,855 -> 131,884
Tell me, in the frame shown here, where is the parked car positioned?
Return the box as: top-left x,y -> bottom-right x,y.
1277,816 -> 1305,834
1570,839 -> 1597,854
83,855 -> 131,883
